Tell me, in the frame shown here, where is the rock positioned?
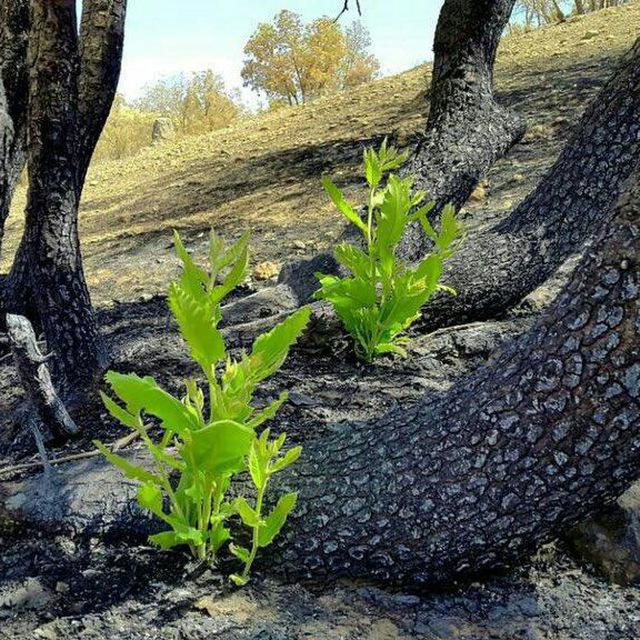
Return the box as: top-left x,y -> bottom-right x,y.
292,240 -> 306,250
470,182 -> 488,203
151,117 -> 176,145
568,481 -> 640,585
253,260 -> 281,281
0,577 -> 51,610
581,30 -> 600,41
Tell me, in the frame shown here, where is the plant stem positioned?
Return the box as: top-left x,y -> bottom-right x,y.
242,478 -> 268,580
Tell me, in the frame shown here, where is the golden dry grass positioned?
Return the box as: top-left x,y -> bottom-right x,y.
2,2 -> 638,305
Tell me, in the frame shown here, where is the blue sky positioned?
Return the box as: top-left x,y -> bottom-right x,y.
114,0 -> 445,107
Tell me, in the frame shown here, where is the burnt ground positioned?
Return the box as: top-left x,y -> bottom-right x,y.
2,5 -> 640,639
1,269 -> 639,639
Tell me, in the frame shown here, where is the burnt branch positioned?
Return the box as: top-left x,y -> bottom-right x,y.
6,314 -> 79,439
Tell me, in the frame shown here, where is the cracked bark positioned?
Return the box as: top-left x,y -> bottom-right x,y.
418,36 -> 640,331
2,163 -> 639,588
0,0 -> 28,252
0,0 -> 127,399
267,164 -> 640,586
400,0 -> 524,259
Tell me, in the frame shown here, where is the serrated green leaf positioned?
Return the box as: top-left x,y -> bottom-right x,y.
210,232 -> 249,304
258,492 -> 297,547
148,531 -> 180,549
173,230 -> 209,302
229,544 -> 250,563
242,307 -> 311,386
322,176 -> 367,232
106,371 -> 200,436
271,446 -> 302,474
168,283 -> 225,375
333,243 -> 372,280
137,482 -> 164,517
100,391 -> 140,430
94,440 -> 162,485
246,392 -> 289,430
234,497 -> 262,527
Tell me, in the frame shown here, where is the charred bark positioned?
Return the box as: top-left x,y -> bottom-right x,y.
267,163 -> 640,586
76,0 -> 127,191
0,0 -> 28,254
418,36 -> 640,331
1,0 -> 127,398
14,0 -> 108,397
399,0 -> 524,259
3,164 -> 639,588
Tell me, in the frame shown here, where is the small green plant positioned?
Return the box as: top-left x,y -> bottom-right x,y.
315,139 -> 463,362
95,230 -> 309,584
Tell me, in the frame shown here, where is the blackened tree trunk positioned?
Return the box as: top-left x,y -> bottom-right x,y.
268,163 -> 640,586
0,0 -> 127,400
18,0 -> 107,398
418,36 -> 640,331
0,0 -> 28,255
400,0 -> 524,259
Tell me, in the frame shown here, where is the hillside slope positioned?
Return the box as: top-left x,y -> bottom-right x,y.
3,2 -> 639,305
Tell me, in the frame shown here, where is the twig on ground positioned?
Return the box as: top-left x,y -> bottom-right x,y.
0,431 -> 140,479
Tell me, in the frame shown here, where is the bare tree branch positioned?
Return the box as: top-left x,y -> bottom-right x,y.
335,0 -> 362,22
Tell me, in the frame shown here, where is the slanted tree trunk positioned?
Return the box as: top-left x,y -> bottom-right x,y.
418,36 -> 640,331
266,163 -> 640,586
0,0 -> 127,400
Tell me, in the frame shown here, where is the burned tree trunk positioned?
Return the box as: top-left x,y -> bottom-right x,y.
418,36 -> 640,331
403,0 -> 524,257
0,0 -> 127,400
268,165 -> 640,586
14,0 -> 107,397
0,0 -> 28,255
3,163 -> 639,588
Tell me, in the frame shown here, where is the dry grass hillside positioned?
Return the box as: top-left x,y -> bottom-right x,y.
3,2 -> 639,305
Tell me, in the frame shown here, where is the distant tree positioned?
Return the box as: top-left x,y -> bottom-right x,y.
93,94 -> 156,162
513,0 -> 628,27
135,70 -> 241,135
340,21 -> 380,89
241,10 -> 379,106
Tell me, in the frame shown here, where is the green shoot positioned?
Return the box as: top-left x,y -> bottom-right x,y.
315,139 -> 464,362
95,229 -> 309,583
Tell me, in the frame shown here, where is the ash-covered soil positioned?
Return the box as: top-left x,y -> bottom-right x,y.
2,5 -> 640,639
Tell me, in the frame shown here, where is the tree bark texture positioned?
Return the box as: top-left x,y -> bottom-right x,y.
400,0 -> 525,259
0,0 -> 127,399
267,162 -> 640,586
13,0 -> 108,398
0,0 -> 29,255
418,36 -> 640,331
